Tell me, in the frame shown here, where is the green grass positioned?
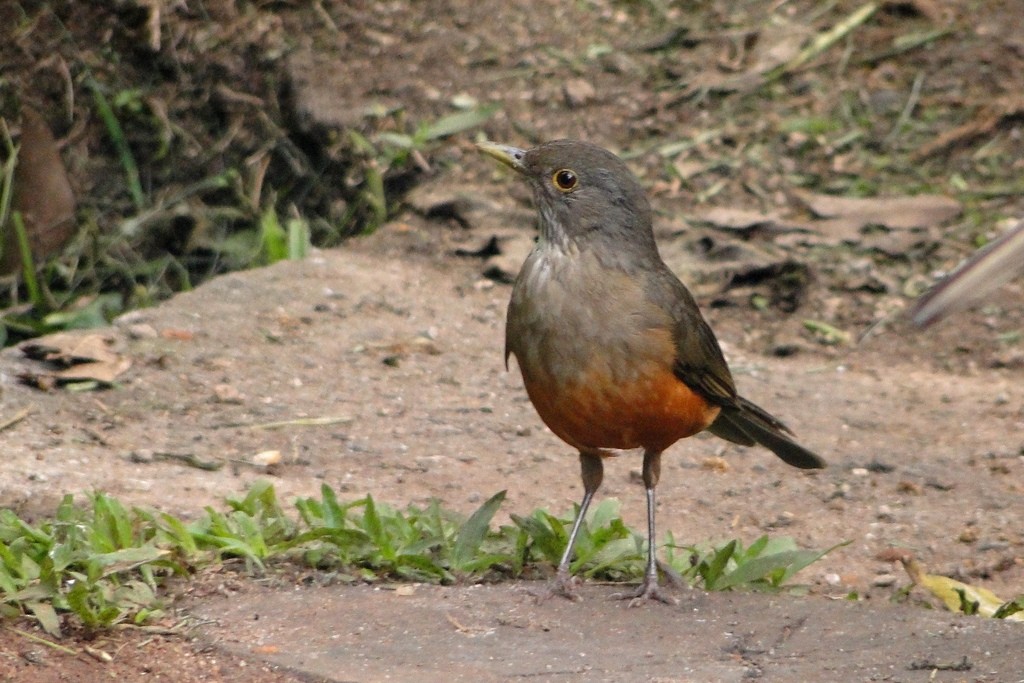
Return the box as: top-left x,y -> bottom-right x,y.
1,481 -> 840,637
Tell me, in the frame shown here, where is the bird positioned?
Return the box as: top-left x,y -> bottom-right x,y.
478,139 -> 825,605
911,218 -> 1024,327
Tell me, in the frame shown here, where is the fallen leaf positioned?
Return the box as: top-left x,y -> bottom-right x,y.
20,332 -> 121,365
901,556 -> 1024,621
697,207 -> 814,239
794,190 -> 961,230
911,95 -> 1024,161
2,105 -> 77,276
161,328 -> 195,340
54,357 -> 132,384
18,332 -> 131,388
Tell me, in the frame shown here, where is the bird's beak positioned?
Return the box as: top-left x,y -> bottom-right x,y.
476,141 -> 527,174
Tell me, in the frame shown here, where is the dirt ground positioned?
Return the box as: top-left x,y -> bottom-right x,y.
2,243 -> 1022,681
1,0 -> 1023,681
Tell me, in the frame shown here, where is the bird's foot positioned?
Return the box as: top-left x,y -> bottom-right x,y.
529,569 -> 583,603
611,577 -> 679,607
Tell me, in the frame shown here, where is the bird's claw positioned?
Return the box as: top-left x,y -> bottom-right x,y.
529,570 -> 583,603
611,578 -> 679,607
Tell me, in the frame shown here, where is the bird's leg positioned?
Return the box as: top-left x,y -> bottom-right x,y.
613,449 -> 678,606
536,450 -> 603,602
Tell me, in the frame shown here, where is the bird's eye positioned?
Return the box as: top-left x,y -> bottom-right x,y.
552,169 -> 578,192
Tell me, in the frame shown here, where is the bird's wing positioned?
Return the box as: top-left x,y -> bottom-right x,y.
654,267 -> 826,469
648,269 -> 739,407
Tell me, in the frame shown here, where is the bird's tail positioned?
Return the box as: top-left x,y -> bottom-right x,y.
707,396 -> 825,470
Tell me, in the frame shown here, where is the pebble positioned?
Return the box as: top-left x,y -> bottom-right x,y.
252,450 -> 282,467
872,574 -> 898,587
130,449 -> 155,463
126,323 -> 159,339
563,78 -> 596,108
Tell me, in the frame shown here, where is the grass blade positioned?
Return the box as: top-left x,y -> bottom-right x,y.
11,212 -> 43,307
450,490 -> 505,574
86,78 -> 145,211
421,105 -> 498,141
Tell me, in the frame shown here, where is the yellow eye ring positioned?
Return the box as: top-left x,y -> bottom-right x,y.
552,169 -> 578,192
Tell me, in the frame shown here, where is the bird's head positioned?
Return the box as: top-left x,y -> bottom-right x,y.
478,139 -> 657,257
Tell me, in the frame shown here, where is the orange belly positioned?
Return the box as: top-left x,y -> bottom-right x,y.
521,365 -> 720,454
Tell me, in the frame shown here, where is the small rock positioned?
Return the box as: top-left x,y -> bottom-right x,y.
126,323 -> 159,340
473,278 -> 495,290
990,349 -> 1024,369
450,92 -> 478,109
872,574 -> 898,587
130,449 -> 155,464
701,456 -> 730,473
769,339 -> 805,357
115,310 -> 148,325
958,527 -> 979,544
252,450 -> 282,468
213,383 -> 244,403
600,51 -> 638,74
562,78 -> 596,108
897,480 -> 923,495
766,511 -> 796,528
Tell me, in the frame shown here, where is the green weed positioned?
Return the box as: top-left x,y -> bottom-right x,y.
0,482 -> 843,637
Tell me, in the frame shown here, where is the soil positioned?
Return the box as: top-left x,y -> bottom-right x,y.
1,1 -> 1023,681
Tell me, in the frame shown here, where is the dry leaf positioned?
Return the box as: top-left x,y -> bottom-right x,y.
54,357 -> 132,384
18,332 -> 131,388
901,556 -> 1024,621
161,328 -> 195,340
793,190 -> 961,245
20,332 -> 121,365
698,208 -> 814,238
2,105 -> 77,275
701,208 -> 779,231
912,96 -> 1024,161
